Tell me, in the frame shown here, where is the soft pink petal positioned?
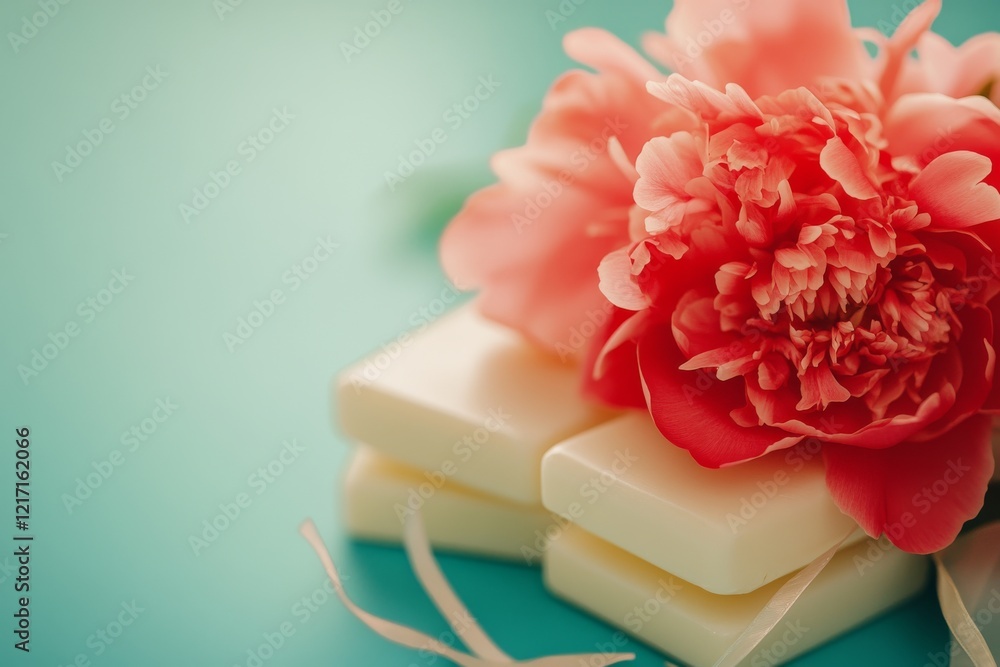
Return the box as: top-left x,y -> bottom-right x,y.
884,93 -> 1000,190
878,0 -> 942,99
564,28 -> 662,83
634,133 -> 707,213
819,136 -> 879,200
598,248 -> 648,310
647,75 -> 761,122
643,0 -> 871,98
910,151 -> 1000,228
892,26 -> 1000,103
440,54 -> 668,350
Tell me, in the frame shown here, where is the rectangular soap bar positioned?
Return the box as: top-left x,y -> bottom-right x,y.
544,524 -> 929,667
541,414 -> 864,595
338,304 -> 613,505
343,445 -> 557,563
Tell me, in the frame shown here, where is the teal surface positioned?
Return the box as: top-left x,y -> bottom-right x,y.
1,1 -> 996,665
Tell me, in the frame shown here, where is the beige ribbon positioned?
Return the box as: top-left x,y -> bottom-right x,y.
299,514 -> 635,667
710,530 -> 855,667
712,523 -> 1000,667
303,513 -> 1000,666
933,522 -> 1000,667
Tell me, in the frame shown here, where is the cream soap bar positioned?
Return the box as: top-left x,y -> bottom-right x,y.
338,304 -> 613,505
344,446 -> 556,563
541,414 -> 864,595
544,525 -> 929,667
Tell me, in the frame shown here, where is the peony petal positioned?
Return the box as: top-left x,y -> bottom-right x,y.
744,370 -> 954,449
637,323 -> 801,467
895,31 -> 1000,103
440,57 -> 669,351
819,136 -> 879,200
598,248 -> 649,311
879,0 -> 942,99
564,28 -> 662,82
607,136 -> 640,184
884,93 -> 1000,191
593,310 -> 650,380
647,75 -> 761,121
823,414 -> 995,554
642,0 -> 872,98
633,133 -> 707,213
670,290 -> 732,359
916,302 -> 997,440
581,307 -> 647,409
984,296 -> 1000,413
796,363 -> 853,411
909,151 -> 1000,228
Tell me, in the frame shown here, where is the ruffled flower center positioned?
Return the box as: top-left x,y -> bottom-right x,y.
621,76 -> 995,423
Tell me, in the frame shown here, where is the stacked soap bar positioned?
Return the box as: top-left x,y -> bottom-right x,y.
546,525 -> 928,667
336,304 -> 931,664
541,414 -> 930,665
336,304 -> 613,563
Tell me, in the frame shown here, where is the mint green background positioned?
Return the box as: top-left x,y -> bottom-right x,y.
1,1 -> 997,665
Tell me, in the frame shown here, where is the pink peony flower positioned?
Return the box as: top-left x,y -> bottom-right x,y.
439,29 -> 668,353
440,0 -> 1000,553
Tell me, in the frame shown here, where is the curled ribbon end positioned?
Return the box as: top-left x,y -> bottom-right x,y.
298,511 -> 649,667
299,518 -> 319,540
